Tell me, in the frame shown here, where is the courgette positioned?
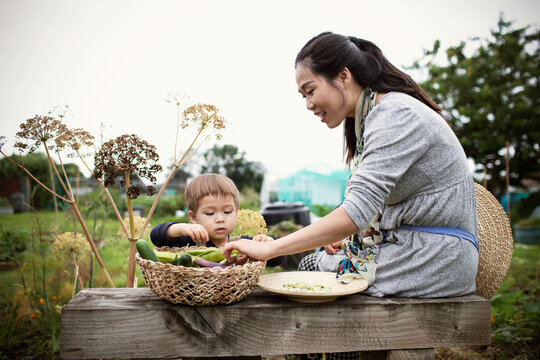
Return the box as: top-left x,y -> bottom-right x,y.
155,251 -> 178,263
136,239 -> 159,262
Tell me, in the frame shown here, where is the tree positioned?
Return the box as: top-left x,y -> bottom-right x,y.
0,152 -> 62,210
412,16 -> 540,198
200,144 -> 265,192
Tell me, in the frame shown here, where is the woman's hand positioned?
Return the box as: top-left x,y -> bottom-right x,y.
324,240 -> 342,254
252,234 -> 274,242
222,239 -> 275,262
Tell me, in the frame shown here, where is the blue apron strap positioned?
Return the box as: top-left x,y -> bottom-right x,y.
400,225 -> 479,251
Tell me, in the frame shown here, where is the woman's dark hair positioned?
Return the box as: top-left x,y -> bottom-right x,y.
295,32 -> 442,164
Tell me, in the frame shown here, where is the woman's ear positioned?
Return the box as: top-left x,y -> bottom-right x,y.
188,210 -> 197,224
339,67 -> 352,86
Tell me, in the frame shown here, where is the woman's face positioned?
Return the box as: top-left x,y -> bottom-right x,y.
296,63 -> 351,129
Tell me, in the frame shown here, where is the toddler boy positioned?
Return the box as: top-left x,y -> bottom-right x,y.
150,173 -> 283,266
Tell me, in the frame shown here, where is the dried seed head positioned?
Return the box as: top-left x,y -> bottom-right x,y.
56,128 -> 95,158
93,134 -> 162,199
116,215 -> 151,239
230,209 -> 268,237
52,232 -> 90,259
15,115 -> 68,153
126,185 -> 140,199
166,92 -> 190,106
182,104 -> 226,140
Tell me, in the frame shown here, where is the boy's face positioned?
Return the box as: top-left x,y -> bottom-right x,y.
188,194 -> 237,244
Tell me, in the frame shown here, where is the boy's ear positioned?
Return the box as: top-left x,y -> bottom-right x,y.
188,210 -> 197,224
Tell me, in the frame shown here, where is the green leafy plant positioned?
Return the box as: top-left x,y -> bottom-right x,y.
0,196 -> 10,208
490,244 -> 540,356
517,217 -> 540,226
267,220 -> 303,239
0,227 -> 27,262
309,204 -> 334,217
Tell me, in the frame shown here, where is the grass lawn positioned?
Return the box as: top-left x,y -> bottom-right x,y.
0,210 -> 539,359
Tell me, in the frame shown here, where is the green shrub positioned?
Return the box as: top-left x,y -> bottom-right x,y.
267,220 -> 303,239
491,280 -> 540,345
78,187 -> 122,220
149,195 -> 186,218
0,196 -> 11,207
517,217 -> 540,226
239,187 -> 260,211
511,190 -> 540,224
0,229 -> 27,261
309,204 -> 334,217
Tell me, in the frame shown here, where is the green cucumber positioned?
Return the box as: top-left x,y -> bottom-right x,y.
172,253 -> 192,267
136,239 -> 159,262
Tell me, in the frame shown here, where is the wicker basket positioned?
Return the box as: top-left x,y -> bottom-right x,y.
135,246 -> 266,306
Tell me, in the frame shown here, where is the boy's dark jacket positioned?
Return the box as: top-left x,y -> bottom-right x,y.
150,222 -> 285,267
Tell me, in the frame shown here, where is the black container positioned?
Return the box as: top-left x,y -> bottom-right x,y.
260,202 -> 311,227
261,202 -> 312,270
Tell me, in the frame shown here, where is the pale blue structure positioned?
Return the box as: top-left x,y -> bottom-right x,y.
277,166 -> 350,207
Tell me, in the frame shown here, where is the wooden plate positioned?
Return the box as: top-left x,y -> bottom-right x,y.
257,271 -> 368,303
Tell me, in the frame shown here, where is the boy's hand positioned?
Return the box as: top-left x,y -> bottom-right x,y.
168,223 -> 209,243
252,234 -> 274,242
183,224 -> 209,244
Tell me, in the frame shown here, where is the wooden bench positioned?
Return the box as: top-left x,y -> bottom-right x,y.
61,288 -> 491,360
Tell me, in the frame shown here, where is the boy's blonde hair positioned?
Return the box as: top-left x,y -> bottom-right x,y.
185,174 -> 239,212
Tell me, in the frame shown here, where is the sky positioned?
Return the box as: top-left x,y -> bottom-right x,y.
1,0 -> 539,184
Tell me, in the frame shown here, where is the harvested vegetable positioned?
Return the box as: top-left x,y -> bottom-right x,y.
156,247 -> 218,264
282,281 -> 332,293
172,253 -> 192,267
199,248 -> 226,263
193,257 -> 228,269
136,239 -> 159,262
151,246 -> 246,268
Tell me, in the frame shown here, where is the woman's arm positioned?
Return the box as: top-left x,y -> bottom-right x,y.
222,207 -> 358,261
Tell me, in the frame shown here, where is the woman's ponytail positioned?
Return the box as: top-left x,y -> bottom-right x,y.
296,32 -> 443,165
347,35 -> 442,115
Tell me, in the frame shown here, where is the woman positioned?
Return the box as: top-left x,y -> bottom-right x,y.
223,32 -> 478,299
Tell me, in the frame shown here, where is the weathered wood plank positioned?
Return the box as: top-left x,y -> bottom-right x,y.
387,349 -> 436,360
61,288 -> 490,359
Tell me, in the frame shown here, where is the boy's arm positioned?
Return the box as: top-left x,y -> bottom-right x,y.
167,223 -> 209,243
150,222 -> 202,247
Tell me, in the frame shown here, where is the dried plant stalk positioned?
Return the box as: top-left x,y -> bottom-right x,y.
138,103 -> 225,237
1,117 -> 116,288
94,134 -> 161,288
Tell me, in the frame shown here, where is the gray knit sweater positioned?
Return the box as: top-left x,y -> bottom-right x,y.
341,92 -> 478,298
